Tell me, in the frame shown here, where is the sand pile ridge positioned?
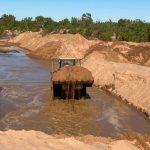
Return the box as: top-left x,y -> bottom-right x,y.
10,32 -> 96,59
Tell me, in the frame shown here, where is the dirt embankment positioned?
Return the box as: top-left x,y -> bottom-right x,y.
82,51 -> 150,117
0,130 -> 147,150
82,40 -> 150,117
10,32 -> 97,59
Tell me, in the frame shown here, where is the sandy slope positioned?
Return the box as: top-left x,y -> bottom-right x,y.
0,130 -> 140,150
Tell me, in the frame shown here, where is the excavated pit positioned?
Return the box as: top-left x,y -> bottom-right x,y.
0,48 -> 150,138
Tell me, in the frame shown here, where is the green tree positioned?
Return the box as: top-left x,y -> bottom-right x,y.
35,16 -> 45,31
0,14 -> 16,30
82,13 -> 93,26
1,13 -> 150,42
42,17 -> 54,34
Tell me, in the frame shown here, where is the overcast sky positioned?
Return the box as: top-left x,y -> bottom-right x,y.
0,0 -> 150,22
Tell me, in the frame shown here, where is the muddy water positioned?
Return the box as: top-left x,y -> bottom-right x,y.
0,49 -> 150,137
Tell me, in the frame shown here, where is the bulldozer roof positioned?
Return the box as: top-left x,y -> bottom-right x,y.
52,57 -> 81,60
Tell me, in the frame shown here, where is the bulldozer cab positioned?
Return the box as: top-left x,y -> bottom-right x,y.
50,57 -> 93,100
51,58 -> 81,73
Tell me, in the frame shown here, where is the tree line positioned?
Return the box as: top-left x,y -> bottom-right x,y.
0,13 -> 150,42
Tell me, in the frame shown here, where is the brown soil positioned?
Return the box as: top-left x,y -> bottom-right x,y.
85,43 -> 128,63
52,66 -> 94,83
126,45 -> 150,65
85,41 -> 150,66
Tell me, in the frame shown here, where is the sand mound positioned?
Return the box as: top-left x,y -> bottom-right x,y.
10,32 -> 95,59
0,130 -> 141,150
29,41 -> 61,59
52,66 -> 94,83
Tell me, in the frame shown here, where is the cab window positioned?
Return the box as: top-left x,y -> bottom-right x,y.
60,60 -> 75,68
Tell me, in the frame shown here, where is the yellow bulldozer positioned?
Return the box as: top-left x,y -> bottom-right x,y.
51,58 -> 94,99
